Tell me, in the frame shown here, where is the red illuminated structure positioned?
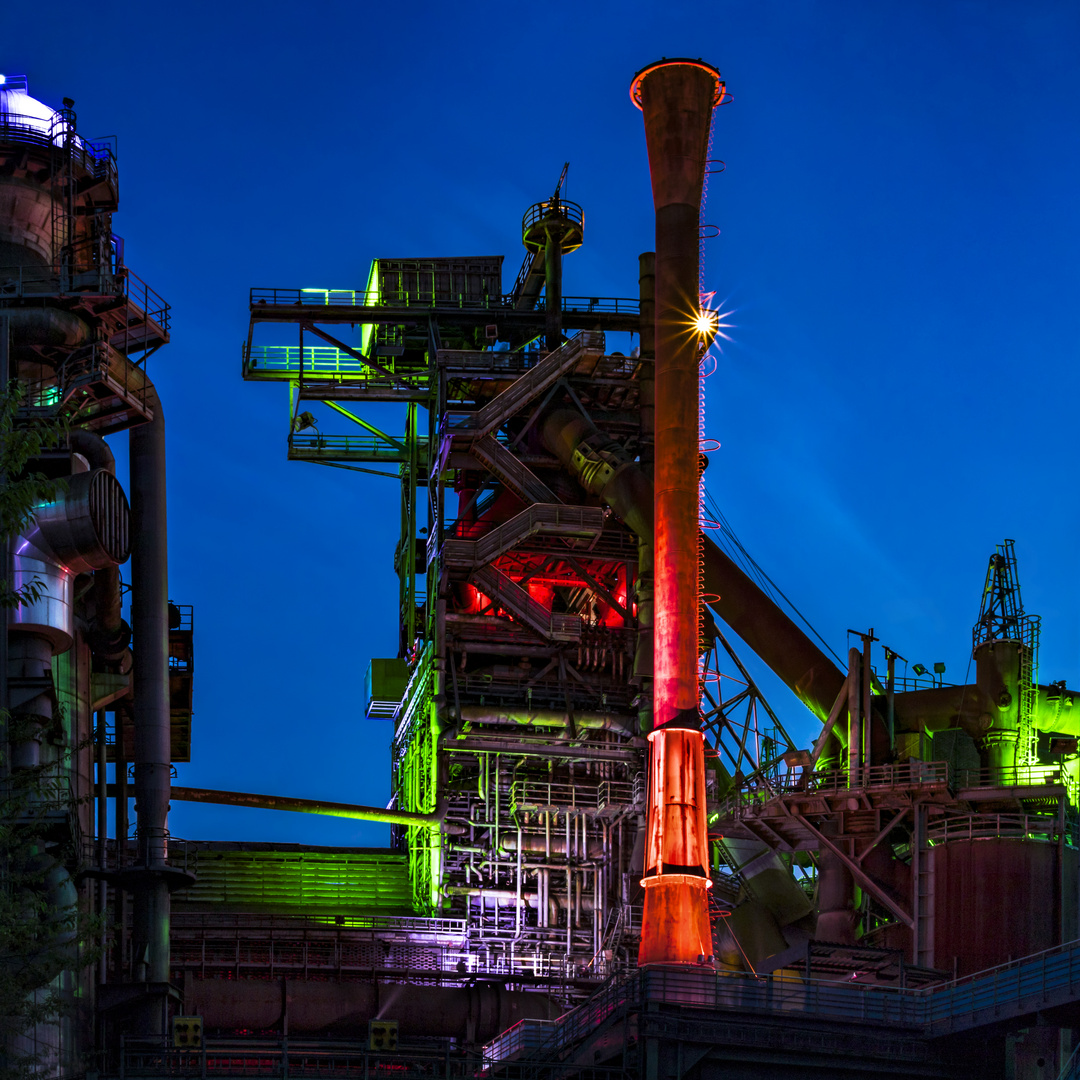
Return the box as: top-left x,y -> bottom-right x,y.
631,59 -> 725,965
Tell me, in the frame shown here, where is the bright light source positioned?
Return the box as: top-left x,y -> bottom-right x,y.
0,75 -> 6,86
693,309 -> 719,338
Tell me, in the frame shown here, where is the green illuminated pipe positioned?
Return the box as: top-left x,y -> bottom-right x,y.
457,705 -> 635,736
169,786 -> 445,827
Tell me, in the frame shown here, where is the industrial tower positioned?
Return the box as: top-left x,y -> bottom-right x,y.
4,58 -> 1080,1080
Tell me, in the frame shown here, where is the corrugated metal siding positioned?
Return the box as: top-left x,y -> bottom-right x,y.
174,849 -> 413,916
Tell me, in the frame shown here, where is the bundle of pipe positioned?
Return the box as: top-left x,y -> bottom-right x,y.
631,58 -> 723,966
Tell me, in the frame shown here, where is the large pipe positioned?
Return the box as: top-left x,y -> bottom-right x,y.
169,786 -> 445,827
456,705 -> 635,736
541,409 -> 846,727
632,58 -> 722,966
68,429 -> 128,660
129,386 -> 170,1018
544,215 -> 563,351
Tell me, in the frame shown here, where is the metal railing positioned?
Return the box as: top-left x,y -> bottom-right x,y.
245,344 -> 370,376
718,759 -> 1075,825
170,910 -> 467,936
0,110 -> 117,182
924,937 -> 1080,1030
437,348 -> 538,376
0,262 -> 169,339
952,764 -> 1064,790
926,811 -> 1078,845
120,1037 -> 476,1079
251,286 -> 505,311
251,286 -> 639,317
287,433 -> 419,463
510,779 -> 636,817
522,198 -> 584,239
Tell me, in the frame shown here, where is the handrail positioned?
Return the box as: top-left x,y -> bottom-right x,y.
0,113 -> 117,176
250,286 -> 640,316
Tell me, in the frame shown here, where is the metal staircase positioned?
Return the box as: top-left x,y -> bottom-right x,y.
509,246 -> 546,310
470,435 -> 560,505
443,504 -> 604,570
470,564 -> 582,642
467,329 -> 605,438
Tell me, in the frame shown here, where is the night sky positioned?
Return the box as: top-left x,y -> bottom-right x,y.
3,1 -> 1078,847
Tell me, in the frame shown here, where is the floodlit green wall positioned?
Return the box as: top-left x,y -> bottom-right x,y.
173,847 -> 413,916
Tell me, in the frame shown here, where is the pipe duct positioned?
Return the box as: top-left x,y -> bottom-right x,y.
128,384 -> 173,1030
631,57 -> 723,966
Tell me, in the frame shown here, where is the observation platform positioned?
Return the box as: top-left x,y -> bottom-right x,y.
716,761 -> 1074,849
287,433 -> 428,466
248,287 -> 639,333
0,263 -> 170,354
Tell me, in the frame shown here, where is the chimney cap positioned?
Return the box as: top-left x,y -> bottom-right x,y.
630,58 -> 724,111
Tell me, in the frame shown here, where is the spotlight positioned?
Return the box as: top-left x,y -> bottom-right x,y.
912,663 -> 928,676
292,411 -> 318,433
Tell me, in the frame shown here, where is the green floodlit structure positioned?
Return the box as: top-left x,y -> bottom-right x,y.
233,229 -> 1080,1075
229,69 -> 1080,1069
7,61 -> 1080,1080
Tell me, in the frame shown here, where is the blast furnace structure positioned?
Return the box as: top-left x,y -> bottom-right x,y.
4,57 -> 1080,1080
230,58 -> 1080,1077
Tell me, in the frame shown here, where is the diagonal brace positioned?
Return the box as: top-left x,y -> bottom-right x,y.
788,807 -> 914,928
321,399 -> 406,451
302,322 -> 411,390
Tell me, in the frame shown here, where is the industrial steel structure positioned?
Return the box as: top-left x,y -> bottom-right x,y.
5,59 -> 1080,1080
0,73 -> 187,1071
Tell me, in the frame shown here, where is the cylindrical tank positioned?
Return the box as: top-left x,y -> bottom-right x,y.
0,76 -> 118,301
933,839 -> 1077,976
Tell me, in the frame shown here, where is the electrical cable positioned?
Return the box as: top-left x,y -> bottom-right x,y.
701,486 -> 846,669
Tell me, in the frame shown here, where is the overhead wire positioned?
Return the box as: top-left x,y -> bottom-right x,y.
700,486 -> 846,669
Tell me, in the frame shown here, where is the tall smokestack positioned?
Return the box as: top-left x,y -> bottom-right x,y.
631,58 -> 723,966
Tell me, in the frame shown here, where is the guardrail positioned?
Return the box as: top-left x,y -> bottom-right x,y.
287,433 -> 418,463
120,1037 -> 477,1079
927,811 -> 1078,845
924,937 -> 1080,1031
953,764 -> 1064,790
522,938 -> 1080,1065
0,111 -> 117,181
250,287 -> 639,317
719,759 -> 1073,822
510,779 -> 636,817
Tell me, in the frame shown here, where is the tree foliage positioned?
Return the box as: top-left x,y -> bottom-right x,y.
0,384 -> 96,1080
0,384 -> 67,611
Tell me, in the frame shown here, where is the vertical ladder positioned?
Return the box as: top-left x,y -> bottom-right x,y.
1019,616 -> 1041,768
49,103 -> 77,288
912,803 -> 935,969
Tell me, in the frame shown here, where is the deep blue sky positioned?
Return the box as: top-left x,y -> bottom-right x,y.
4,1 -> 1078,846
